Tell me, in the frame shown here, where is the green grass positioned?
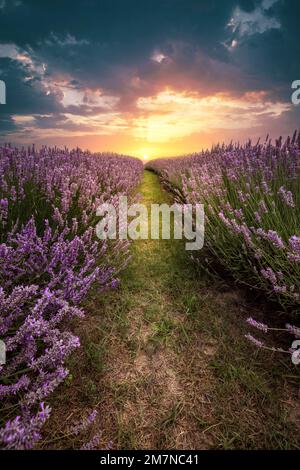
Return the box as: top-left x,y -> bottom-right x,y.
41,170 -> 300,450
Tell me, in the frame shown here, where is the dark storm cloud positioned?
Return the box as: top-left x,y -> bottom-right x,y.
0,0 -> 300,139
0,113 -> 18,133
0,58 -> 62,115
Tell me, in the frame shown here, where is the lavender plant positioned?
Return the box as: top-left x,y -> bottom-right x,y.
147,132 -> 300,311
0,145 -> 143,449
146,133 -> 300,357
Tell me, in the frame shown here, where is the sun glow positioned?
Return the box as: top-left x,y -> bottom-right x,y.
133,89 -> 291,144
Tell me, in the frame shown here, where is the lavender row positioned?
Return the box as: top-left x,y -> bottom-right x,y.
0,145 -> 143,449
146,132 -> 300,357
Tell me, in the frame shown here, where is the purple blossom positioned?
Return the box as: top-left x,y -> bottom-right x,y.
265,230 -> 285,249
147,134 -> 300,313
286,323 -> 300,339
0,145 -> 143,450
67,410 -> 98,436
246,317 -> 268,333
278,186 -> 295,208
80,433 -> 102,451
0,403 -> 51,450
288,236 -> 300,262
245,334 -> 265,349
256,228 -> 285,249
261,267 -> 278,285
0,376 -> 30,399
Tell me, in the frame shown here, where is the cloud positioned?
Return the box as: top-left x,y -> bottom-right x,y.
0,43 -> 23,59
262,0 -> 279,10
228,6 -> 280,37
3,87 -> 290,148
0,113 -> 18,132
1,0 -> 300,154
0,41 -> 120,118
43,32 -> 90,47
0,42 -> 47,79
224,1 -> 281,51
0,0 -> 21,10
59,85 -> 119,110
133,89 -> 290,143
151,50 -> 167,64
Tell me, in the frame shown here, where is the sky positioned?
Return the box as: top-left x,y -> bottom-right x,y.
0,0 -> 300,159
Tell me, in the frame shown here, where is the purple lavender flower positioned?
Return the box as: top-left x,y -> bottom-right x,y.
286,323 -> 300,339
0,403 -> 51,450
288,235 -> 300,262
68,410 -> 98,436
265,230 -> 285,249
80,433 -> 102,451
278,186 -> 295,208
245,334 -> 265,349
0,145 -> 143,450
246,317 -> 268,333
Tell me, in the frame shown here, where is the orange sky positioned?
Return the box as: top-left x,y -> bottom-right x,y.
1,1 -> 299,160
11,88 -> 291,160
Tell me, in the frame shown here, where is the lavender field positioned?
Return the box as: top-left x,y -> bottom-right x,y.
2,0 -> 300,459
148,134 -> 300,301
147,134 -> 300,352
0,146 -> 143,449
1,137 -> 300,450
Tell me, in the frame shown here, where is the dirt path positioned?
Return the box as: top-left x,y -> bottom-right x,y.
43,170 -> 300,450
93,170 -> 219,449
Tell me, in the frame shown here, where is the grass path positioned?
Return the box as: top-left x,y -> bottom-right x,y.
43,170 -> 300,450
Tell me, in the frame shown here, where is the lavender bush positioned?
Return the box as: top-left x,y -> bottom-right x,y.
147,133 -> 300,355
147,132 -> 300,311
0,145 -> 143,449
